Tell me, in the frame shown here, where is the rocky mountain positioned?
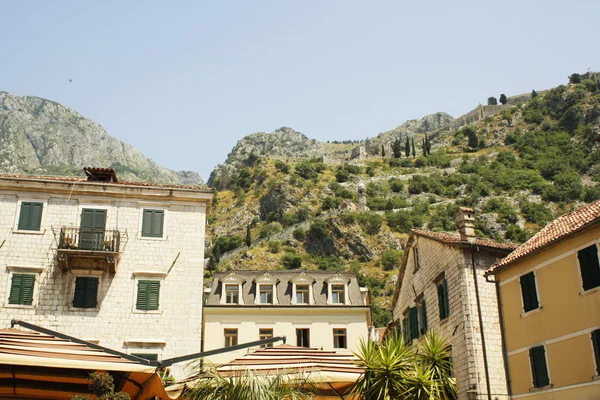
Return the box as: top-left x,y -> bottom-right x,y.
0,91 -> 203,184
206,76 -> 600,327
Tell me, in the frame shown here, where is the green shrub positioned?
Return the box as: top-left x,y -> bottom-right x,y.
213,235 -> 244,255
274,160 -> 289,173
306,219 -> 336,256
388,178 -> 404,193
386,209 -> 423,233
316,256 -> 344,271
343,164 -> 362,174
520,201 -> 553,225
335,169 -> 350,183
258,222 -> 282,239
322,196 -> 343,210
339,212 -> 357,225
357,213 -> 383,235
292,227 -> 306,241
542,170 -> 583,202
282,252 -> 302,269
281,212 -> 299,226
414,155 -> 428,167
381,249 -> 403,271
484,198 -> 519,224
267,241 -> 281,253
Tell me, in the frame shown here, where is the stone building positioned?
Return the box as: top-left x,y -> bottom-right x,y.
391,207 -> 517,400
351,146 -> 366,160
204,270 -> 371,365
0,169 -> 212,378
485,200 -> 600,399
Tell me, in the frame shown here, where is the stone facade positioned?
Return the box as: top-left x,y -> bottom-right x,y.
391,231 -> 514,400
0,174 -> 212,378
204,270 -> 371,365
351,146 -> 366,160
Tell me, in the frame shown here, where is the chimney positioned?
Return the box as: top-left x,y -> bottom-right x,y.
456,207 -> 476,242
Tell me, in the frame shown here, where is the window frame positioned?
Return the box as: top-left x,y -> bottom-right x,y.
140,209 -> 165,238
69,270 -> 103,311
13,199 -> 48,234
592,329 -> 600,377
259,328 -> 274,348
413,247 -> 420,272
520,271 -> 541,315
72,276 -> 100,309
225,284 -> 240,304
136,205 -> 168,241
437,278 -> 450,321
224,328 -> 238,347
296,328 -> 310,348
331,284 -> 346,304
333,328 -> 347,349
258,284 -> 274,305
295,284 -> 310,305
4,266 -> 44,309
529,345 -> 551,389
136,280 -> 161,311
577,244 -> 600,292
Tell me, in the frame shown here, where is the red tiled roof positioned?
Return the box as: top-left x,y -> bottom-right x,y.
0,173 -> 211,191
485,200 -> 600,276
413,229 -> 519,251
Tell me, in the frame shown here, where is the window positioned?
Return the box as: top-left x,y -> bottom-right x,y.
18,202 -> 43,231
259,285 -> 273,304
578,245 -> 600,291
402,318 -> 409,343
409,307 -> 419,340
224,329 -> 238,347
136,280 -> 160,311
259,328 -> 273,348
437,279 -> 450,321
333,328 -> 347,349
418,297 -> 428,335
73,277 -> 99,308
413,248 -> 420,271
331,284 -> 345,304
296,285 -> 309,304
520,272 -> 539,313
529,346 -> 550,388
296,328 -> 310,347
8,273 -> 35,305
132,353 -> 159,362
141,209 -> 164,238
592,329 -> 600,376
225,284 -> 239,304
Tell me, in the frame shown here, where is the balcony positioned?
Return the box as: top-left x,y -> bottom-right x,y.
55,227 -> 123,273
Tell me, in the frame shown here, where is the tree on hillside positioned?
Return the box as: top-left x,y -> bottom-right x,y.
499,94 -> 508,105
411,137 -> 416,158
212,241 -> 221,265
487,96 -> 498,105
425,133 -> 432,155
392,139 -> 403,158
245,224 -> 252,247
531,89 -> 538,98
381,144 -> 386,158
465,126 -> 478,149
569,73 -> 581,84
405,137 -> 411,157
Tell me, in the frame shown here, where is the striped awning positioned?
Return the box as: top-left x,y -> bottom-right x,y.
0,328 -> 177,399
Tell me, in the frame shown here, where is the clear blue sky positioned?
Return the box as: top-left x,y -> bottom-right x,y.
1,1 -> 599,180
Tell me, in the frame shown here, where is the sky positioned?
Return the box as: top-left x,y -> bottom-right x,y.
1,1 -> 599,180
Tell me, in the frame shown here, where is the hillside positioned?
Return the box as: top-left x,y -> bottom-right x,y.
206,77 -> 600,327
0,91 -> 203,184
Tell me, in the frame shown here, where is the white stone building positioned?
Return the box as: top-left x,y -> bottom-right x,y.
391,208 -> 517,400
0,169 -> 212,378
203,270 -> 371,365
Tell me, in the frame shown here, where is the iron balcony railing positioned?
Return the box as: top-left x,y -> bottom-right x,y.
58,227 -> 121,252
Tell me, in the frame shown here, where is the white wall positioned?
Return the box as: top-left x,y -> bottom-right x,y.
0,186 -> 207,379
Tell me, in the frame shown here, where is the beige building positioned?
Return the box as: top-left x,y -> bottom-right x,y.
485,200 -> 600,399
203,270 -> 371,365
0,169 -> 212,378
391,208 -> 517,400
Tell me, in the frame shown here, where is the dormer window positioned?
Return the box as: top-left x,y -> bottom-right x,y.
325,273 -> 351,305
225,284 -> 239,304
254,272 -> 279,305
219,272 -> 245,305
290,272 -> 315,305
296,285 -> 310,304
331,284 -> 345,304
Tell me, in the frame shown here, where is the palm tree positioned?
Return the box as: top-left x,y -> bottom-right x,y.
184,366 -> 311,400
352,330 -> 457,400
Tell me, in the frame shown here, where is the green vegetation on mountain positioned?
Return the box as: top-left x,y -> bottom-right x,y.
206,77 -> 600,327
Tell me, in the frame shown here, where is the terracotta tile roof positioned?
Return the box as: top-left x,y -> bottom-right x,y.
485,200 -> 600,276
0,173 -> 212,191
413,229 -> 519,251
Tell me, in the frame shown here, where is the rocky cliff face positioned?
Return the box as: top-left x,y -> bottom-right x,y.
0,92 -> 203,184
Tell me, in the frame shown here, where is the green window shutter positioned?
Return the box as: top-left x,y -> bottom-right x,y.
21,275 -> 34,305
142,210 -> 164,237
409,307 -> 419,340
18,202 -> 43,231
529,346 -> 549,387
438,280 -> 449,320
420,299 -> 428,334
9,274 -> 35,305
578,245 -> 600,291
592,330 -> 600,376
137,280 -> 160,310
520,272 -> 539,312
73,277 -> 98,308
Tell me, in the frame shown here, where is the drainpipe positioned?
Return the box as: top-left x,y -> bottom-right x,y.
470,249 -> 492,400
491,277 -> 512,398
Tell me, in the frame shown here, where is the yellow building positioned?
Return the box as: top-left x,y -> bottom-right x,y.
485,200 -> 600,399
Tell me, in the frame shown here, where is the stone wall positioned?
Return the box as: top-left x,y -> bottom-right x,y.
392,237 -> 509,400
0,185 -> 207,378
